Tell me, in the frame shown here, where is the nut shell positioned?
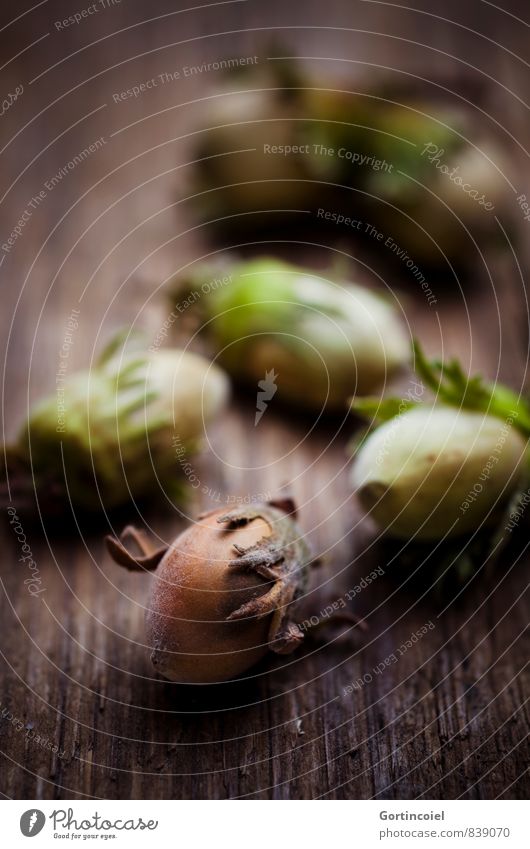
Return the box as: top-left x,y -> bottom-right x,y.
146,510 -> 276,683
352,407 -> 526,540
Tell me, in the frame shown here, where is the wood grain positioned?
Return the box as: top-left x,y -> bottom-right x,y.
0,0 -> 528,799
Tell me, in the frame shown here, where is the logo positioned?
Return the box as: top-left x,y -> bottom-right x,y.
255,369 -> 278,425
20,810 -> 46,837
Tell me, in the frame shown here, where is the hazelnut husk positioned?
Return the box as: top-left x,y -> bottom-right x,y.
106,499 -> 313,683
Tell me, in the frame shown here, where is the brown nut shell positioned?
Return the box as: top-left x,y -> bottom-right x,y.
147,510 -> 279,683
106,500 -> 312,684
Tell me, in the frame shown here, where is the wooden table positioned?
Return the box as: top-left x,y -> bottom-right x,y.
0,0 -> 528,799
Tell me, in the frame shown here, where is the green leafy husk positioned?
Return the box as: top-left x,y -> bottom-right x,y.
351,339 -> 530,438
349,341 -> 530,584
169,256 -> 410,412
1,330 -> 229,516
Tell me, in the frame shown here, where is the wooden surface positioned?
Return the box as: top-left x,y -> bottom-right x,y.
1,0 -> 529,800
